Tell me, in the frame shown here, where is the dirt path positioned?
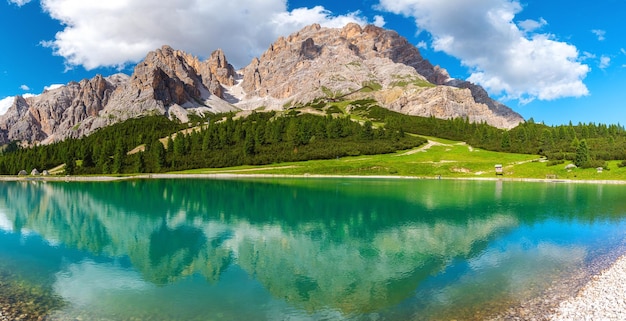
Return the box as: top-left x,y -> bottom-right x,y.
207,165 -> 299,173
396,140 -> 453,156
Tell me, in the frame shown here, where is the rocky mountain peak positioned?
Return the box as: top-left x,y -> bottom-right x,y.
207,49 -> 236,86
0,23 -> 524,145
238,23 -> 523,128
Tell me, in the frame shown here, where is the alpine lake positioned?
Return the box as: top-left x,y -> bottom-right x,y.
1,177 -> 626,320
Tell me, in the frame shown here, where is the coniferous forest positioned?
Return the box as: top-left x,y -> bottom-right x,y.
2,100 -> 626,175
0,111 -> 423,175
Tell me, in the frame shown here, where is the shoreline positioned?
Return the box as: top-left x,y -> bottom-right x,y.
2,173 -> 626,185
493,242 -> 626,320
549,252 -> 626,320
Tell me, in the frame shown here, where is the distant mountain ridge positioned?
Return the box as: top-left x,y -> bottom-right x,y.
0,23 -> 524,145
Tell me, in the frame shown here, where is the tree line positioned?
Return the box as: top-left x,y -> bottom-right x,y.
3,99 -> 626,175
0,111 -> 425,175
363,103 -> 626,168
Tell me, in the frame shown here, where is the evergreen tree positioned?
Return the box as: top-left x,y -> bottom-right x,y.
132,152 -> 145,173
64,155 -> 76,175
82,146 -> 95,168
500,131 -> 511,149
244,130 -> 256,156
361,120 -> 374,140
575,139 -> 590,167
112,141 -> 125,174
151,140 -> 166,172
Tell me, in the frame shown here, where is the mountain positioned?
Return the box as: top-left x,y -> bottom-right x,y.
0,23 -> 523,145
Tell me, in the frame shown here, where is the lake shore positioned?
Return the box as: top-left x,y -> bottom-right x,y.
549,253 -> 626,320
492,241 -> 626,320
2,173 -> 626,185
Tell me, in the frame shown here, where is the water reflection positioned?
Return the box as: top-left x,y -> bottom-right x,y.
0,179 -> 625,319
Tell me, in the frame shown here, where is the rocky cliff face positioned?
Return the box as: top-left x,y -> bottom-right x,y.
237,23 -> 523,128
0,46 -> 239,144
0,23 -> 523,145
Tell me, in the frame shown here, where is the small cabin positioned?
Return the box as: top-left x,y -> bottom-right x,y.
495,164 -> 503,175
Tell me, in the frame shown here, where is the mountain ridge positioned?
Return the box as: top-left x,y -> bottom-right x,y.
0,23 -> 524,145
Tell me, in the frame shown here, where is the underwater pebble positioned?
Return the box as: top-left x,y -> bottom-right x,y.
550,254 -> 626,320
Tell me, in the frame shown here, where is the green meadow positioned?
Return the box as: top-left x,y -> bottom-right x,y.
176,136 -> 626,181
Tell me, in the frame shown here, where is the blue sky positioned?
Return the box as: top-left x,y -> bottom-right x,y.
1,0 -> 625,126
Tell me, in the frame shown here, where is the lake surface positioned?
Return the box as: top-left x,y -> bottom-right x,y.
1,178 -> 626,320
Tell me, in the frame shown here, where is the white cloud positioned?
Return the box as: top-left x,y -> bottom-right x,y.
591,29 -> 606,41
20,84 -> 30,91
8,0 -> 31,6
377,0 -> 589,102
599,55 -> 610,69
416,40 -> 428,49
44,84 -> 64,91
373,15 -> 386,27
0,96 -> 15,116
38,0 -> 375,70
621,48 -> 626,55
581,51 -> 596,61
518,18 -> 547,33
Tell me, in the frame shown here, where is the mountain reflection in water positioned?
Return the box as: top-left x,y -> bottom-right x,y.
1,178 -> 625,320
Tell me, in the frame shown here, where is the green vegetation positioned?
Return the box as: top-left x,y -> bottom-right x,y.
390,75 -> 436,88
0,112 -> 424,175
3,97 -> 626,181
0,115 -> 184,175
363,106 -> 626,168
360,80 -> 382,92
177,135 -> 626,181
321,86 -> 342,99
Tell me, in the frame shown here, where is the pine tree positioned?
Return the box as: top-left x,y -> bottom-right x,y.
151,140 -> 166,172
575,139 -> 590,168
64,155 -> 76,175
500,131 -> 511,149
112,141 -> 125,174
361,120 -> 374,140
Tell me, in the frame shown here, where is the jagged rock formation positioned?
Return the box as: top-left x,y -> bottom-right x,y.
237,23 -> 523,129
0,23 -> 523,145
0,46 -> 239,145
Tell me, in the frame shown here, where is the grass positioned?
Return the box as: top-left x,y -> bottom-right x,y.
171,136 -> 626,181
390,74 -> 436,88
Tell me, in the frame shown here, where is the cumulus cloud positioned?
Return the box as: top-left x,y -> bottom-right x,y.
591,29 -> 606,41
377,0 -> 589,102
20,84 -> 30,91
8,0 -> 31,6
38,0 -> 376,70
373,15 -> 386,27
0,96 -> 15,116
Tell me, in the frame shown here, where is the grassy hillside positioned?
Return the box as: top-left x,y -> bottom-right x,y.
174,136 -> 626,181
3,97 -> 626,181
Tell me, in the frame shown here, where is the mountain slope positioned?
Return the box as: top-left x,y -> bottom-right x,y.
235,23 -> 522,128
0,23 -> 523,145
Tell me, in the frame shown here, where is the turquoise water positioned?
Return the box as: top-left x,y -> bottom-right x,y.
1,178 -> 626,320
